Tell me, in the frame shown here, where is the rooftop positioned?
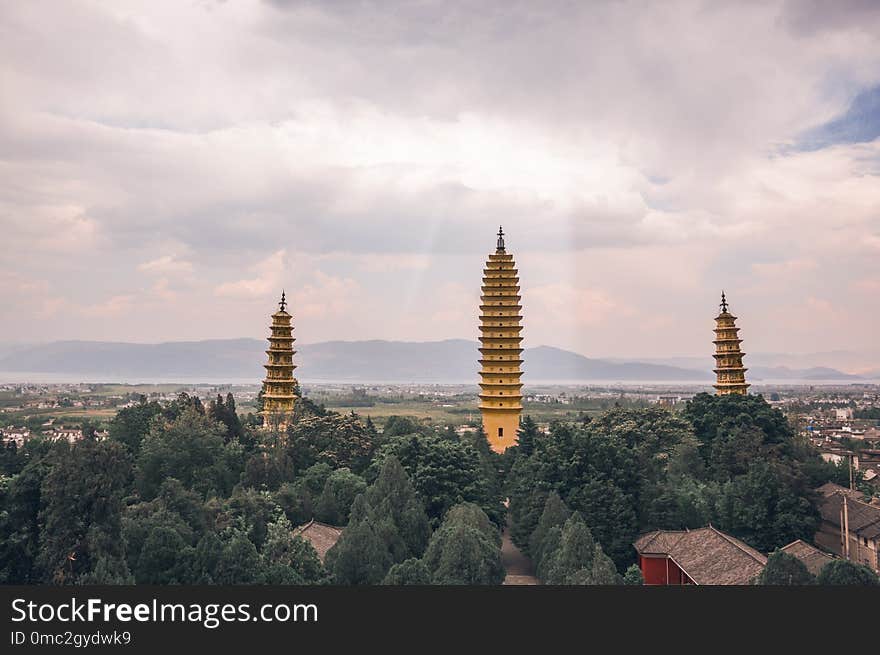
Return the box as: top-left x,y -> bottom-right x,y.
634,526 -> 767,585
779,539 -> 835,576
292,520 -> 343,562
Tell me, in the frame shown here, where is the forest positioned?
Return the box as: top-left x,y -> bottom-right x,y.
0,390 -> 876,585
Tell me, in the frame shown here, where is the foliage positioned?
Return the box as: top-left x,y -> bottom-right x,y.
108,400 -> 163,455
540,513 -> 621,585
38,437 -> 133,584
324,496 -> 392,585
756,551 -> 815,585
371,433 -> 503,527
383,558 -> 432,585
363,456 -> 431,559
136,407 -> 244,500
623,564 -> 644,585
816,559 -> 880,585
316,468 -> 367,526
286,413 -> 374,474
421,503 -> 504,585
528,492 -> 570,565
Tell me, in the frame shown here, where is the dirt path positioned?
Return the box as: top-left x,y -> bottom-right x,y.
501,524 -> 539,585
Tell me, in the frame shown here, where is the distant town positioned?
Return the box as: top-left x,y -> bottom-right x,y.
4,379 -> 879,498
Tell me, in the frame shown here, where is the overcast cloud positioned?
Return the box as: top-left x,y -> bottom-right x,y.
1,0 -> 879,366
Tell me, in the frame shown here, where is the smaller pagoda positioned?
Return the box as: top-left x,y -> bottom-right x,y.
713,291 -> 749,395
261,291 -> 298,430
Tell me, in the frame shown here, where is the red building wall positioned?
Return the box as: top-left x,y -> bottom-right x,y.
639,555 -> 691,585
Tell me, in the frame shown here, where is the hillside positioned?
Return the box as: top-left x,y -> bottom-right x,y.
0,339 -> 712,383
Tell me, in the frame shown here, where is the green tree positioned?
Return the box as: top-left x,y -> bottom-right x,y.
371,434 -> 501,526
623,564 -> 644,585
816,560 -> 880,585
220,488 -> 281,550
363,456 -> 431,559
714,461 -> 818,552
383,558 -> 432,585
38,438 -> 133,584
324,496 -> 392,585
756,550 -> 815,585
286,414 -> 374,474
421,503 -> 504,585
516,416 -> 540,458
528,492 -> 570,565
136,407 -> 244,500
316,468 -> 367,526
109,400 -> 163,455
260,514 -> 324,584
0,452 -> 52,583
214,528 -> 262,584
542,513 -> 621,585
275,463 -> 332,526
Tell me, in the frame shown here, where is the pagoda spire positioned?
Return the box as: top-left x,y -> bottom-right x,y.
712,292 -> 749,395
261,291 -> 298,431
479,228 -> 523,452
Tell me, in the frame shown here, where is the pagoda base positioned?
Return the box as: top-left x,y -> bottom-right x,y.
481,408 -> 520,453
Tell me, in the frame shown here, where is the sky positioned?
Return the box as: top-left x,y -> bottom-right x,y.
1,0 -> 879,364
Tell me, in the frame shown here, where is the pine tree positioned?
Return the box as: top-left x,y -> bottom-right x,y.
757,550 -> 815,585
517,416 -> 540,457
325,496 -> 392,585
364,456 -> 431,559
529,492 -> 570,564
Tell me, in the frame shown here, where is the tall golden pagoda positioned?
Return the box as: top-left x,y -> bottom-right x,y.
713,291 -> 749,395
261,291 -> 298,430
479,227 -> 523,452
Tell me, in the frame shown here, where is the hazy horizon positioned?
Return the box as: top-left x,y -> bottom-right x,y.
2,2 -> 879,362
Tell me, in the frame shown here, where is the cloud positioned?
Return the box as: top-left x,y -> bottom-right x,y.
215,249 -> 287,298
0,1 -> 879,356
138,255 -> 194,276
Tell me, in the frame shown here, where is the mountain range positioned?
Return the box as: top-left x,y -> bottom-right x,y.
0,339 -> 873,384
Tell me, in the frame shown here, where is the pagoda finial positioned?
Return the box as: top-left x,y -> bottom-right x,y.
496,226 -> 505,252
279,290 -> 287,312
720,290 -> 728,313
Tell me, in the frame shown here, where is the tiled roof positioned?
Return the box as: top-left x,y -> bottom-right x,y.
293,520 -> 343,562
779,539 -> 835,576
633,526 -> 767,585
818,492 -> 880,540
815,482 -> 864,499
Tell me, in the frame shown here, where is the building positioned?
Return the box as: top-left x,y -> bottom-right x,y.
478,227 -> 524,452
634,526 -> 767,585
779,539 -> 835,576
293,520 -> 343,563
814,483 -> 880,573
261,291 -> 298,431
712,292 -> 749,395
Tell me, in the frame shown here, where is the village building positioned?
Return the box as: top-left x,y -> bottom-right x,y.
634,526 -> 767,585
814,483 -> 880,573
779,539 -> 835,576
293,520 -> 343,563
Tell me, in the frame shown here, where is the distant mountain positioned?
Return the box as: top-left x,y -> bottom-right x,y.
0,339 -> 714,383
523,346 -> 708,382
748,366 -> 863,381
0,339 -> 867,383
618,351 -> 880,376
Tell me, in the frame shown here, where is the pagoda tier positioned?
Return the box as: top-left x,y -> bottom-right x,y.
712,292 -> 749,395
478,227 -> 524,453
261,291 -> 299,430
